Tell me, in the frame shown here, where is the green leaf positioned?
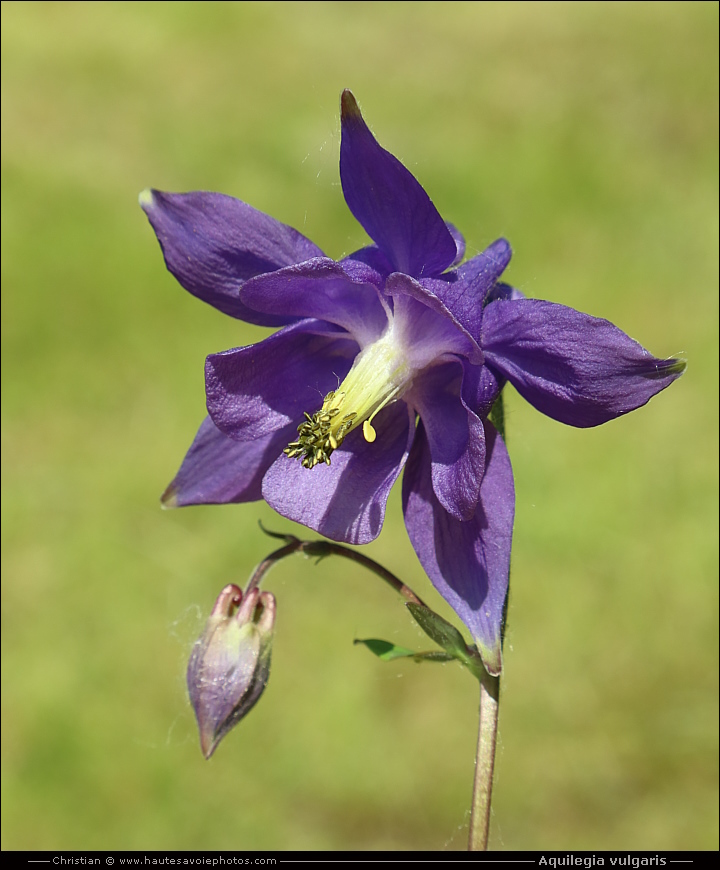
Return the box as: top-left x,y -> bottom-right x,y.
354,638 -> 416,661
353,638 -> 455,664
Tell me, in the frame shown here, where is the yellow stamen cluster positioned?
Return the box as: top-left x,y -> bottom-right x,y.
284,391 -> 356,468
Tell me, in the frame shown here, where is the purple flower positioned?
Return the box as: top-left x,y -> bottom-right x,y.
141,91 -> 684,675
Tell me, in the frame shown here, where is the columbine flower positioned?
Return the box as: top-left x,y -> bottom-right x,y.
188,584 -> 276,759
141,91 -> 684,676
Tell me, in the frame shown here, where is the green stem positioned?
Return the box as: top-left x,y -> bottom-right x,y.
468,674 -> 500,851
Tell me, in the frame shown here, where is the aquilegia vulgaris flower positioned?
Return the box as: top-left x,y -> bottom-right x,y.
141,90 -> 684,676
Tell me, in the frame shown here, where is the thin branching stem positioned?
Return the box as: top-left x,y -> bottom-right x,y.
246,526 -> 426,606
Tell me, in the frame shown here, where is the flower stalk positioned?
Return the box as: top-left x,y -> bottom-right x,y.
247,524 -> 426,606
468,674 -> 500,851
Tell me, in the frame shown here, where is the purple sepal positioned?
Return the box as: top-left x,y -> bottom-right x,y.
445,222 -> 466,267
161,417 -> 294,507
482,299 -> 686,427
205,320 -> 357,442
140,189 -> 323,326
403,420 -> 514,676
262,402 -> 414,545
339,91 -> 457,278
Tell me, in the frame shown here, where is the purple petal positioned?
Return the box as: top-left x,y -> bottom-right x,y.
339,90 -> 457,278
386,272 -> 483,365
206,320 -> 357,441
263,402 -> 414,544
485,281 -> 525,304
482,299 -> 686,427
341,246 -> 394,284
461,361 -> 504,419
140,189 -> 323,326
240,258 -> 389,348
408,361 -> 485,521
162,417 -> 294,507
402,420 -> 514,676
429,238 -> 512,339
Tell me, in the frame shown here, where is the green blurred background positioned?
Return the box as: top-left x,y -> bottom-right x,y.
2,0 -> 717,852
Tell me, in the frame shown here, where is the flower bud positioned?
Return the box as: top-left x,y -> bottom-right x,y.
187,583 -> 276,758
